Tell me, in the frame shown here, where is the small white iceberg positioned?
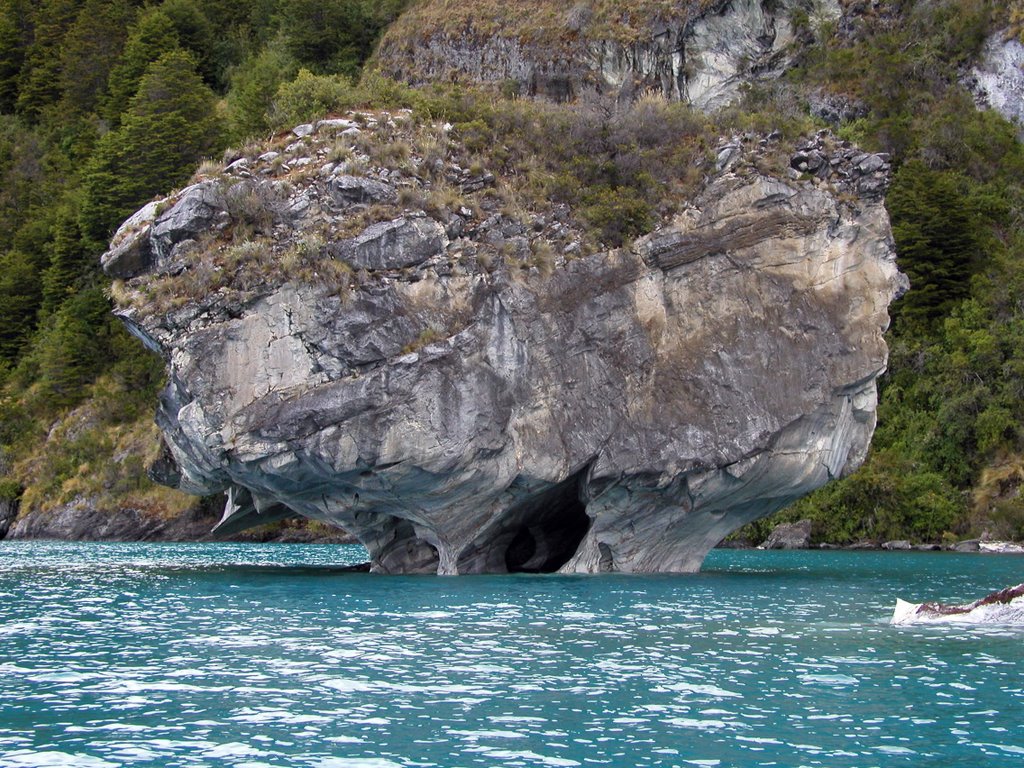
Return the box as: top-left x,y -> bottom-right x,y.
891,583 -> 1024,625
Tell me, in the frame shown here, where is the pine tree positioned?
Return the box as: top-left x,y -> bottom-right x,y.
227,39 -> 296,140
888,161 -> 978,331
278,0 -> 373,76
34,285 -> 112,406
81,49 -> 224,241
59,0 -> 132,115
40,203 -> 88,315
0,248 -> 43,362
101,8 -> 179,124
15,0 -> 81,120
0,0 -> 31,113
159,0 -> 216,85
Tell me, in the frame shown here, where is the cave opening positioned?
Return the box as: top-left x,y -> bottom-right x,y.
455,467 -> 593,574
502,477 -> 591,574
373,518 -> 440,574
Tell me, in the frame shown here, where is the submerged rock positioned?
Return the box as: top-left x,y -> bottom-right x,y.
103,119 -> 904,574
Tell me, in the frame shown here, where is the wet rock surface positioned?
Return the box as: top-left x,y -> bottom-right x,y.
5,498 -> 355,544
0,498 -> 17,539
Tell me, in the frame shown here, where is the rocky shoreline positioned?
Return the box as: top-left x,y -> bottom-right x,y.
0,496 -> 356,545
722,518 -> 1024,554
3,501 -> 1018,556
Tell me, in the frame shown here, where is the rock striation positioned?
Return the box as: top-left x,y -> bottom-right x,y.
103,116 -> 905,574
377,0 -> 840,111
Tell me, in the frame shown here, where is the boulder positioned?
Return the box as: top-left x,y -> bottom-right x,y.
329,175 -> 397,205
150,181 -> 226,263
951,539 -> 981,552
758,520 -> 812,550
967,32 -> 1024,134
100,200 -> 161,278
334,215 -> 448,271
882,539 -> 912,551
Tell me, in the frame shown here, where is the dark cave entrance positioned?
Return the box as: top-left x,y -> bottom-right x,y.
503,484 -> 591,573
457,468 -> 592,574
373,518 -> 440,574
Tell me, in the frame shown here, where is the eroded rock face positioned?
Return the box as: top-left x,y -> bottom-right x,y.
377,0 -> 840,110
105,121 -> 904,574
966,32 -> 1024,134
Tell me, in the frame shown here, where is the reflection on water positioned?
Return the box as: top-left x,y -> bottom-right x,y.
1,542 -> 1022,767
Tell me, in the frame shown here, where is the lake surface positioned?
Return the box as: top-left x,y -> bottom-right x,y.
0,543 -> 1021,768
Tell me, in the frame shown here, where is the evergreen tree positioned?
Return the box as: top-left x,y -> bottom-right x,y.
101,8 -> 179,124
278,0 -> 375,76
82,49 -> 223,240
0,0 -> 31,113
0,248 -> 42,362
59,0 -> 132,115
227,39 -> 296,139
887,161 -> 979,331
15,0 -> 81,120
159,0 -> 216,85
40,203 -> 88,315
34,285 -> 112,406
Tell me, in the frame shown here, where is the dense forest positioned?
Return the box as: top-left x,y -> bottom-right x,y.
0,0 -> 1022,545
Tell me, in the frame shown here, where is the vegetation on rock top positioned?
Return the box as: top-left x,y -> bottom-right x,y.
0,0 -> 1022,546
380,0 -> 720,46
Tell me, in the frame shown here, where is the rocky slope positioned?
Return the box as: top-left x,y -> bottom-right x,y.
377,0 -> 840,110
101,112 -> 905,574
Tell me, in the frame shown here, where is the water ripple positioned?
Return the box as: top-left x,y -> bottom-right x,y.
1,542 -> 1022,767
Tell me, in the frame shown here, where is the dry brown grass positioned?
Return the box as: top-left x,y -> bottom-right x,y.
383,0 -> 720,46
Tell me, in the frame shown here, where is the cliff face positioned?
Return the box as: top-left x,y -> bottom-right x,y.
103,115 -> 905,573
967,31 -> 1024,135
377,0 -> 840,110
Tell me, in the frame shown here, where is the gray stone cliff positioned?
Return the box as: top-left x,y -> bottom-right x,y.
377,0 -> 841,110
966,31 -> 1024,135
102,120 -> 905,574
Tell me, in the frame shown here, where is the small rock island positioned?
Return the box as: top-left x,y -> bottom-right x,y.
100,0 -> 908,574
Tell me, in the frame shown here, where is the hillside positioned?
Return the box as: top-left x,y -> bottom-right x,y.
0,0 -> 1023,548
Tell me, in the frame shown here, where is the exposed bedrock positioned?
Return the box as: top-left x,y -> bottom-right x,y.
965,31 -> 1024,136
377,0 -> 841,110
108,138 -> 904,574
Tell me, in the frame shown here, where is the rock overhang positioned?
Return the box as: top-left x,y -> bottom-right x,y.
103,111 -> 906,575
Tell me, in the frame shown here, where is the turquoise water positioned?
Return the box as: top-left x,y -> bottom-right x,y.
0,543 -> 1021,768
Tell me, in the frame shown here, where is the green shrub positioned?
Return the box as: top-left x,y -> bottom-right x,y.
0,476 -> 20,502
581,186 -> 654,248
270,69 -> 359,128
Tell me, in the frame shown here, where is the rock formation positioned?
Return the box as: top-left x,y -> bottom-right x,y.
758,519 -> 812,550
377,0 -> 841,110
103,114 -> 905,574
966,31 -> 1024,135
892,583 -> 1024,625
